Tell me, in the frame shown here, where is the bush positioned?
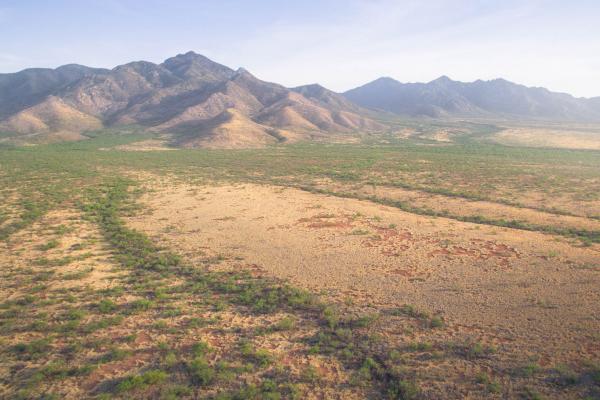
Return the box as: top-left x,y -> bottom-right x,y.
116,369 -> 168,392
38,239 -> 59,251
12,338 -> 52,360
387,379 -> 419,400
192,340 -> 211,357
429,316 -> 444,328
322,307 -> 339,329
97,299 -> 118,313
273,316 -> 296,331
129,299 -> 155,312
188,357 -> 215,386
240,342 -> 272,367
553,364 -> 579,386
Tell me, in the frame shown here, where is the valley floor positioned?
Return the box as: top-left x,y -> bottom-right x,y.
129,178 -> 600,399
0,133 -> 599,399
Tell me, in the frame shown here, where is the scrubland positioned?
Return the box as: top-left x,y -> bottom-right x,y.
0,123 -> 599,399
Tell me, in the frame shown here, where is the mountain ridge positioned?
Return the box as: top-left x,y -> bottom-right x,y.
2,53 -> 600,148
0,52 -> 382,148
344,76 -> 600,120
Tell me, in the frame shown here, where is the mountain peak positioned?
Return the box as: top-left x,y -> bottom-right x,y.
174,50 -> 204,59
0,52 -> 383,147
374,76 -> 400,84
299,83 -> 326,90
161,51 -> 234,82
114,60 -> 158,71
431,75 -> 453,84
292,83 -> 328,96
235,67 -> 254,77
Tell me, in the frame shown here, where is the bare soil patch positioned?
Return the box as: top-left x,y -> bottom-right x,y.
492,127 -> 600,150
128,180 -> 600,373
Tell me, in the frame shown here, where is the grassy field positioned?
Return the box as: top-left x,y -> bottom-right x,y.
0,125 -> 599,399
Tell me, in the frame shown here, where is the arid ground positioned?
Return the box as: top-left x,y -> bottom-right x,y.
0,123 -> 599,399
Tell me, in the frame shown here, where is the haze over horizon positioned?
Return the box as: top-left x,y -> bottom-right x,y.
2,0 -> 600,98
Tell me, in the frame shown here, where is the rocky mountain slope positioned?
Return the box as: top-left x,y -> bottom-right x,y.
0,52 -> 383,147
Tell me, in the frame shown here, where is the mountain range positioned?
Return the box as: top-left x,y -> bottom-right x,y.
344,76 -> 600,120
0,52 -> 383,147
1,51 -> 599,148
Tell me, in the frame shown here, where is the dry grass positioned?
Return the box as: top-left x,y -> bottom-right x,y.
127,178 -> 600,399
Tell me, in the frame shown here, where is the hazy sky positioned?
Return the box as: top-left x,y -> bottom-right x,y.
1,0 -> 599,97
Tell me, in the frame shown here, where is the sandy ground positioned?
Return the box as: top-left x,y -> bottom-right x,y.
0,209 -> 120,299
113,138 -> 176,151
128,181 -> 600,369
0,205 -> 367,399
492,128 -> 600,150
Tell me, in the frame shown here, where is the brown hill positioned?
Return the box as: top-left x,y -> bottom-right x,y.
0,52 -> 385,147
172,108 -> 299,149
0,96 -> 102,142
0,64 -> 107,119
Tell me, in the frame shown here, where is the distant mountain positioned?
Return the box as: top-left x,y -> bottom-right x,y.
0,52 -> 383,147
344,76 -> 600,121
4,54 -> 600,148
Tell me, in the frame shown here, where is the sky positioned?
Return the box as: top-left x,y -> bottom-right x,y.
1,0 -> 600,97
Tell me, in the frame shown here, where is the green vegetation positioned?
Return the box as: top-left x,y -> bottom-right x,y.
12,338 -> 52,360
0,200 -> 47,241
0,127 -> 598,398
75,177 -> 428,398
116,369 -> 169,393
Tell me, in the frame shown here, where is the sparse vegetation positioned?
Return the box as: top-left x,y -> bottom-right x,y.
0,127 -> 598,399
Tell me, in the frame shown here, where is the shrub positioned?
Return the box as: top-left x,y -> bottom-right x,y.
387,379 -> 419,400
192,340 -> 211,357
273,316 -> 296,331
322,307 -> 339,329
12,338 -> 52,360
38,239 -> 59,251
429,316 -> 444,328
129,299 -> 155,312
301,365 -> 320,383
65,308 -> 86,321
101,347 -> 130,363
521,387 -> 543,400
160,384 -> 192,400
553,364 -> 579,386
517,362 -> 541,377
188,357 -> 214,386
97,299 -> 118,313
116,369 -> 168,393
240,342 -> 272,367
